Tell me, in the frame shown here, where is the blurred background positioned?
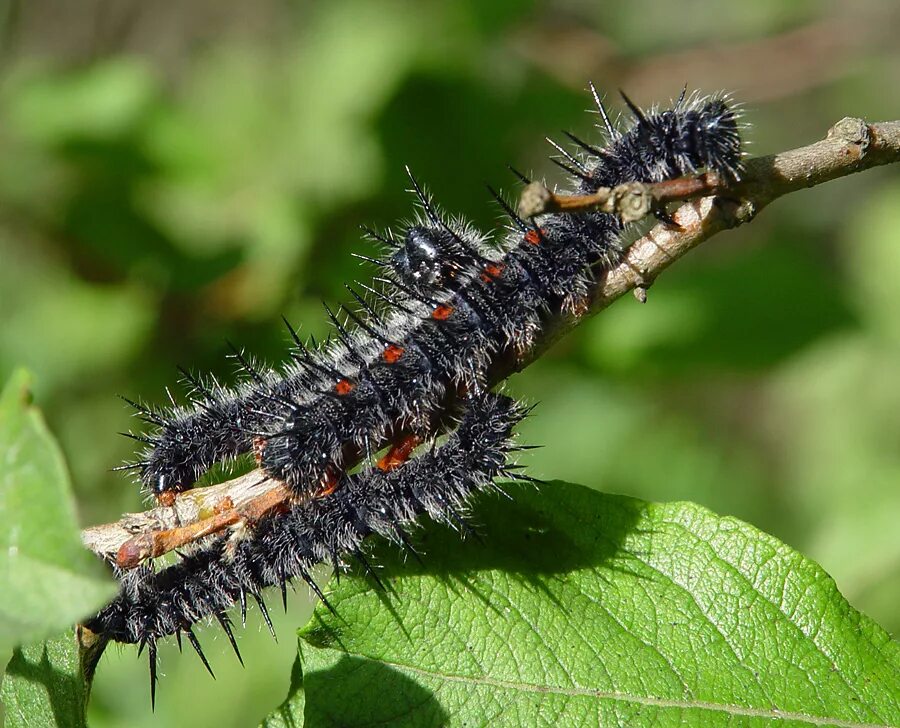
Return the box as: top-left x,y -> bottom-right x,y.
0,0 -> 898,725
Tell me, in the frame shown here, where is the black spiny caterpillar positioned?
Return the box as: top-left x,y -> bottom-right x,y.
88,85 -> 744,705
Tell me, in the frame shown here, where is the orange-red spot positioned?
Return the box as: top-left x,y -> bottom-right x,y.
524,228 -> 544,245
315,468 -> 340,498
377,434 -> 423,472
335,378 -> 355,395
156,491 -> 176,508
383,343 -> 404,364
480,262 -> 505,283
432,304 -> 454,321
252,436 -> 267,465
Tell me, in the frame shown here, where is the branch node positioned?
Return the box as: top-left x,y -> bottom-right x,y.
828,117 -> 871,158
518,182 -> 552,218
733,198 -> 759,225
614,182 -> 653,223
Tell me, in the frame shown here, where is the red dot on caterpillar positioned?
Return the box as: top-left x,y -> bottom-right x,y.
315,467 -> 340,498
377,433 -> 423,472
431,304 -> 454,320
334,378 -> 355,395
155,491 -> 177,508
382,343 -> 404,364
252,436 -> 267,464
524,228 -> 544,245
480,262 -> 505,283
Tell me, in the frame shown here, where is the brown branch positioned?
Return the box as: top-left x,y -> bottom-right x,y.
80,116 -> 900,566
80,470 -> 287,564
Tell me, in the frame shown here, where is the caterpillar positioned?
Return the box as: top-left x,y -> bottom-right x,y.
89,86 -> 744,705
120,86 -> 741,506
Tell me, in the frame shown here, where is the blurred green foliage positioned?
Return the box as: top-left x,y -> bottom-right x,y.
0,370 -> 113,658
0,0 -> 897,726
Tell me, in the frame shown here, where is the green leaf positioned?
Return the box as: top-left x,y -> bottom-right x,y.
1,630 -> 88,728
0,370 -> 114,655
265,482 -> 900,727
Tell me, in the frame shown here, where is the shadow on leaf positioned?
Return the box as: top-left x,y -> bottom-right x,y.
357,481 -> 645,601
3,633 -> 87,728
265,651 -> 448,728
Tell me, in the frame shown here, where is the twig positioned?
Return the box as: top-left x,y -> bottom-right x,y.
80,116 -> 900,566
80,470 -> 285,562
517,173 -> 725,221
519,172 -> 729,223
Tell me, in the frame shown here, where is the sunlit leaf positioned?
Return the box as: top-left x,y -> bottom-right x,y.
265,482 -> 900,727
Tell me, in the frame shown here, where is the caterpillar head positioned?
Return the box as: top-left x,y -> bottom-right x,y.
613,92 -> 744,184
676,97 -> 743,180
391,225 -> 461,293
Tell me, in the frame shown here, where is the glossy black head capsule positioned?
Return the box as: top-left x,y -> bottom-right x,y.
392,226 -> 441,288
391,225 -> 472,295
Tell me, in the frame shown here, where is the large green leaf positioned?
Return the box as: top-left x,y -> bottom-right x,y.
0,370 -> 114,655
264,482 -> 899,727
